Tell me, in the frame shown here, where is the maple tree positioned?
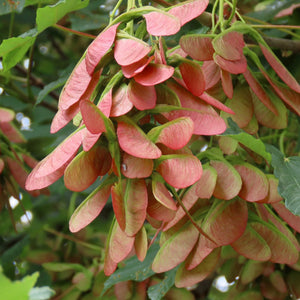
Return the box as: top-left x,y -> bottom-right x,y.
0,0 -> 300,299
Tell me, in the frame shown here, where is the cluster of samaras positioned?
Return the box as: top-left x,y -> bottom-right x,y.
25,0 -> 300,288
0,107 -> 43,213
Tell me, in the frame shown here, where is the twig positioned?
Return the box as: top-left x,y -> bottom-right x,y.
53,24 -> 96,39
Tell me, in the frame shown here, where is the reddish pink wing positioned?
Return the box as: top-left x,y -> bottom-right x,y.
168,0 -> 209,26
200,92 -> 234,114
260,44 -> 300,93
134,63 -> 174,86
127,80 -> 156,110
69,183 -> 112,233
144,11 -> 181,36
214,54 -> 247,74
202,61 -> 221,90
121,153 -> 153,178
117,121 -> 162,159
157,154 -> 202,189
25,130 -> 83,188
0,107 -> 15,123
180,36 -> 214,61
152,179 -> 177,210
220,69 -> 233,99
86,23 -> 120,74
179,61 -> 205,96
114,38 -> 151,66
122,56 -> 153,78
80,100 -> 106,134
110,84 -> 133,117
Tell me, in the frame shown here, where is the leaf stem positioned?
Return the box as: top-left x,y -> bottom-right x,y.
251,24 -> 300,30
109,0 -> 124,23
53,24 -> 96,39
172,188 -> 214,242
44,227 -> 103,252
8,12 -> 15,38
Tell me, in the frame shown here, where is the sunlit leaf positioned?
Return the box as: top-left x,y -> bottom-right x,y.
36,0 -> 89,32
114,38 -> 151,66
157,154 -> 202,189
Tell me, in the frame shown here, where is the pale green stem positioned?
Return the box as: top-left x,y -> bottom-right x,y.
279,130 -> 286,155
109,0 -> 124,23
211,0 -> 219,32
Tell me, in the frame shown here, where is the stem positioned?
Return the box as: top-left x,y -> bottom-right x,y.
218,0 -> 225,31
211,0 -> 219,32
279,130 -> 286,155
109,0 -> 124,23
53,24 -> 96,39
224,0 -> 237,26
26,42 -> 36,100
172,189 -> 215,242
251,24 -> 300,30
8,12 -> 15,38
44,227 -> 103,252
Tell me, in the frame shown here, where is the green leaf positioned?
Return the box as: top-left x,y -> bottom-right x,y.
265,144 -> 300,216
36,0 -> 89,32
0,267 -> 39,300
36,73 -> 69,104
0,29 -> 37,71
0,0 -> 25,15
102,242 -> 160,295
147,267 -> 179,300
29,287 -> 56,300
221,118 -> 271,162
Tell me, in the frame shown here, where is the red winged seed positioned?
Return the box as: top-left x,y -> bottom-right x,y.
127,80 -> 156,110
152,180 -> 177,210
243,68 -> 278,115
121,153 -> 153,178
144,12 -> 181,36
0,107 -> 15,123
148,117 -> 194,150
64,145 -> 112,192
6,157 -> 28,190
134,63 -> 174,86
80,100 -> 106,134
199,92 -> 234,114
168,0 -> 209,26
234,163 -> 269,202
220,69 -> 233,99
0,159 -> 5,174
213,32 -> 245,61
122,56 -> 153,78
114,39 -> 151,66
203,199 -> 248,246
69,183 -> 112,233
109,221 -> 135,263
214,53 -> 247,74
25,130 -> 83,186
117,122 -> 162,159
86,23 -> 120,74
50,104 -> 80,134
82,129 -> 102,152
202,61 -> 221,90
179,61 -> 205,96
58,59 -> 91,111
180,36 -> 214,61
111,184 -> 126,231
98,89 -> 112,117
175,248 -> 220,288
110,84 -> 133,117
134,227 -> 148,262
259,44 -> 300,93
157,154 -> 202,189
231,225 -> 272,261
0,122 -> 26,143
